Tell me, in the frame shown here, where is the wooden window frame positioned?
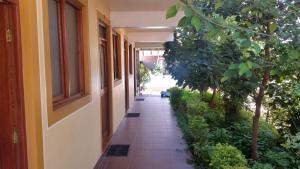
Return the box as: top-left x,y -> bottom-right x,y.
49,0 -> 85,108
43,0 -> 91,126
112,30 -> 122,85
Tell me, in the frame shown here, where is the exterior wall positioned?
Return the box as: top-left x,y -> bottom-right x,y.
19,1 -> 44,169
19,0 -> 136,168
112,28 -> 127,132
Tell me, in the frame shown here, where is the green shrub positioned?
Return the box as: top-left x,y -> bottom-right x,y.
282,132 -> 300,156
238,110 -> 253,121
193,144 -> 212,167
169,87 -> 184,112
261,150 -> 300,169
186,100 -> 208,115
251,162 -> 274,169
209,143 -> 248,169
227,120 -> 280,157
209,128 -> 231,144
188,115 -> 209,145
201,91 -> 214,102
175,111 -> 193,146
203,109 -> 225,127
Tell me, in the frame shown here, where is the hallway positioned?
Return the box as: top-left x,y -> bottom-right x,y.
95,96 -> 193,169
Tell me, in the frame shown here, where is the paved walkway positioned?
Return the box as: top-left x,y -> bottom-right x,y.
94,96 -> 193,169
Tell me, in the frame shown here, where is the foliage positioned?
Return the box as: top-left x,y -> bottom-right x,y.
227,120 -> 279,157
152,62 -> 164,75
169,88 -> 300,168
209,143 -> 248,169
260,150 -> 300,169
208,128 -> 231,144
267,81 -> 300,135
169,87 -> 184,112
188,115 -> 209,145
251,162 -> 274,169
193,144 -> 212,167
282,132 -> 300,157
167,0 -> 300,159
164,28 -> 220,93
202,109 -> 225,127
138,63 -> 150,91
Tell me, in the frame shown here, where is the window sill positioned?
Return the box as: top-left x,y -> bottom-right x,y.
114,79 -> 122,87
48,94 -> 91,126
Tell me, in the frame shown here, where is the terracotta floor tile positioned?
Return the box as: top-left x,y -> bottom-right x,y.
94,96 -> 192,169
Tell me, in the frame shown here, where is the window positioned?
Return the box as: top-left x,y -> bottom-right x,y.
129,44 -> 133,74
113,31 -> 121,81
48,0 -> 85,107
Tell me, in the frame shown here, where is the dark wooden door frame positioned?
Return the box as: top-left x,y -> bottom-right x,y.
133,48 -> 137,97
124,40 -> 129,112
98,19 -> 112,151
0,0 -> 28,169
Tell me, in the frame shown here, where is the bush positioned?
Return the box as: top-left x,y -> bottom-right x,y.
169,87 -> 183,112
227,120 -> 280,157
186,100 -> 209,115
209,143 -> 248,169
282,132 -> 300,156
203,109 -> 225,127
175,111 -> 193,146
138,63 -> 150,91
209,128 -> 231,144
261,150 -> 300,169
193,144 -> 212,167
251,162 -> 274,169
188,115 -> 209,145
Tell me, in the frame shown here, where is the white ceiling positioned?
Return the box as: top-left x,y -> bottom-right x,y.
109,0 -> 177,11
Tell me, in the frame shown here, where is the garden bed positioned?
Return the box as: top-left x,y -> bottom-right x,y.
170,87 -> 300,169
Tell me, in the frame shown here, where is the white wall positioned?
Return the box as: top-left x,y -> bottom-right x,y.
35,0 -> 135,169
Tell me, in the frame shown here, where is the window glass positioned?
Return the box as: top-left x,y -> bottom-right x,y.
48,0 -> 62,97
113,34 -> 119,80
65,3 -> 80,96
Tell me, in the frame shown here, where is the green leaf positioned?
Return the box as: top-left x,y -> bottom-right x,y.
270,69 -> 278,76
215,0 -> 223,10
289,50 -> 299,60
178,16 -> 191,27
166,5 -> 178,19
221,76 -> 229,82
183,6 -> 193,17
191,16 -> 201,31
229,64 -> 239,70
251,42 -> 261,55
280,54 -> 289,64
239,63 -> 250,76
246,61 -> 253,69
239,39 -> 252,48
241,7 -> 250,13
270,22 -> 278,33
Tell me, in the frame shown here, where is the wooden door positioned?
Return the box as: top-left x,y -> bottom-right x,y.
133,48 -> 137,97
124,41 -> 129,112
99,22 -> 111,150
0,1 -> 28,169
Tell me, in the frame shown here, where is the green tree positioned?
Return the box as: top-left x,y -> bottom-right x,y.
166,0 -> 300,159
138,63 -> 151,91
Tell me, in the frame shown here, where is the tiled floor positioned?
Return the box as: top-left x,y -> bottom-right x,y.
94,96 -> 193,169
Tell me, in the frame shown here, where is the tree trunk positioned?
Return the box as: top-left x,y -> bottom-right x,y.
224,96 -> 240,124
209,88 -> 217,108
251,83 -> 265,159
251,22 -> 272,160
266,110 -> 270,123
